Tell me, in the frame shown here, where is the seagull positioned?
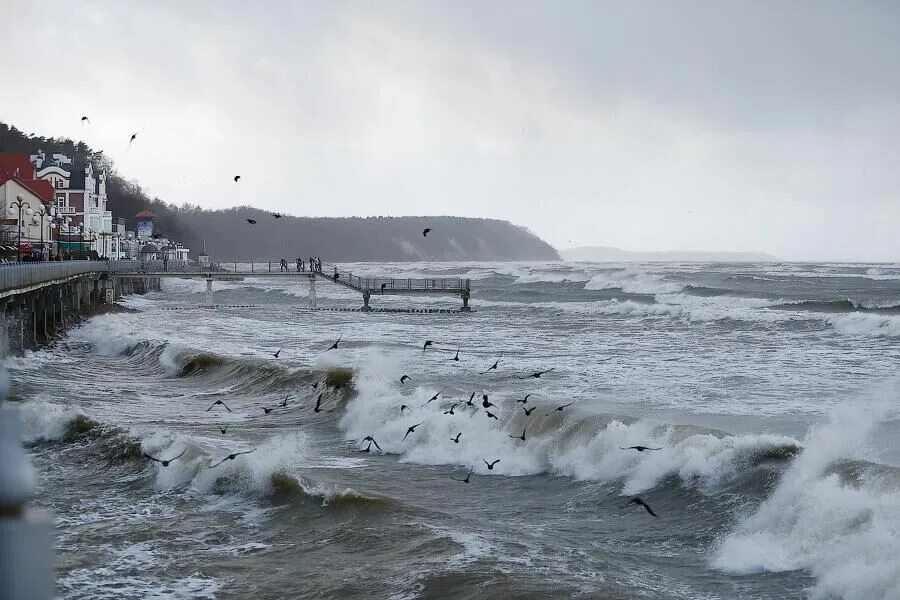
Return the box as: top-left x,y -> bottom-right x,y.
509,427 -> 527,442
422,228 -> 431,237
400,375 -> 411,384
425,389 -> 444,404
481,394 -> 495,409
327,336 -> 342,351
464,392 -> 476,407
620,446 -> 662,452
545,402 -> 575,416
233,175 -> 241,182
519,368 -> 555,379
361,436 -> 382,451
628,497 -> 659,518
206,400 -> 232,412
451,347 -> 460,362
517,394 -> 532,404
358,442 -> 373,453
262,406 -> 274,415
523,406 -> 537,416
402,422 -> 424,441
81,116 -> 90,125
208,449 -> 256,468
423,340 -> 434,350
128,130 -> 141,148
218,425 -> 228,435
451,432 -> 462,443
400,404 -> 409,413
483,459 -> 500,470
311,382 -> 320,390
143,449 -> 186,467
272,348 -> 282,358
272,213 -> 282,219
451,469 -> 473,483
246,218 -> 257,225
280,395 -> 290,408
486,411 -> 499,420
313,393 -> 325,413
443,403 -> 459,415
480,353 -> 503,375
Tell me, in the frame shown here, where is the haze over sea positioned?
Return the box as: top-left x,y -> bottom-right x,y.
11,260 -> 900,600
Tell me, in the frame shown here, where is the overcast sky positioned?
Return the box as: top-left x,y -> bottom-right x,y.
2,1 -> 899,260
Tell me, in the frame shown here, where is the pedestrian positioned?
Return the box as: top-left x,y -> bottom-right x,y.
280,257 -> 287,272
296,257 -> 302,272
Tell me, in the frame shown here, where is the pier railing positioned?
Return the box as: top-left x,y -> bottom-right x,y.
0,261 -> 111,293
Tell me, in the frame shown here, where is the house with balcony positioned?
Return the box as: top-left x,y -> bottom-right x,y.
0,153 -> 56,260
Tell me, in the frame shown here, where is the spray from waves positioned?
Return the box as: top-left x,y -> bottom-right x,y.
20,398 -> 97,443
338,351 -> 802,493
865,267 -> 900,281
584,268 -> 686,295
713,400 -> 900,600
827,313 -> 900,337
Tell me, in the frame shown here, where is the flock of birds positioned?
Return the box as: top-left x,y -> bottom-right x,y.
144,336 -> 663,519
80,115 -> 437,236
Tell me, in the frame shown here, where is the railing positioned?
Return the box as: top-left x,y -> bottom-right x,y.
317,262 -> 467,294
0,260 -> 111,293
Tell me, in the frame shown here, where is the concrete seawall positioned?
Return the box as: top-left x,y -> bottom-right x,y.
0,273 -> 161,357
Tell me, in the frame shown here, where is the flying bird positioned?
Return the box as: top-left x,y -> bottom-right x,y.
451,432 -> 462,444
128,130 -> 141,147
425,389 -> 443,404
443,403 -> 459,415
218,425 -> 228,435
464,392 -> 476,407
313,393 -> 325,413
327,336 -> 342,351
206,400 -> 232,413
272,348 -> 282,358
422,228 -> 432,237
451,347 -> 460,362
451,469 -> 473,483
311,382 -> 320,389
620,446 -> 662,452
509,427 -> 527,442
519,368 -> 555,379
280,395 -> 290,408
480,353 -> 503,375
483,459 -> 500,470
272,213 -> 282,219
246,219 -> 257,225
208,449 -> 256,468
81,116 -> 90,125
262,406 -> 274,415
400,375 -> 411,384
361,436 -> 382,451
628,497 -> 659,518
423,340 -> 434,350
358,442 -> 373,453
523,406 -> 537,416
545,402 -> 575,416
400,404 -> 409,413
517,394 -> 532,404
233,175 -> 241,182
402,422 -> 424,441
481,394 -> 495,409
143,449 -> 186,467
486,411 -> 499,420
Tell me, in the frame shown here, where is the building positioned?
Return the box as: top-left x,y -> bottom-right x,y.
0,153 -> 57,259
29,150 -> 112,256
135,210 -> 154,238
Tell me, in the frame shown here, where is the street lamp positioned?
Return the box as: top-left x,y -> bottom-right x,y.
7,195 -> 33,263
34,205 -> 55,261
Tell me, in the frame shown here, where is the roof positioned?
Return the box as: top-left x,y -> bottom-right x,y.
0,175 -> 54,204
0,153 -> 36,179
135,210 -> 156,219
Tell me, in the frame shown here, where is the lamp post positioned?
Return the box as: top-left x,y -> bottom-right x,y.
7,195 -> 33,263
34,205 -> 55,261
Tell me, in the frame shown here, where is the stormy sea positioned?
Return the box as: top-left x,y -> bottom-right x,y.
9,261 -> 900,600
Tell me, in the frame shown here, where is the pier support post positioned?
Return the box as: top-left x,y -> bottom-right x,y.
308,276 -> 317,308
205,278 -> 213,306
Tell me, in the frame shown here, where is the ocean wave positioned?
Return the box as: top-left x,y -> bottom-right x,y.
777,299 -> 900,314
713,402 -> 900,600
20,398 -> 95,443
827,313 -> 900,337
337,352 -> 802,494
584,268 -> 686,295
